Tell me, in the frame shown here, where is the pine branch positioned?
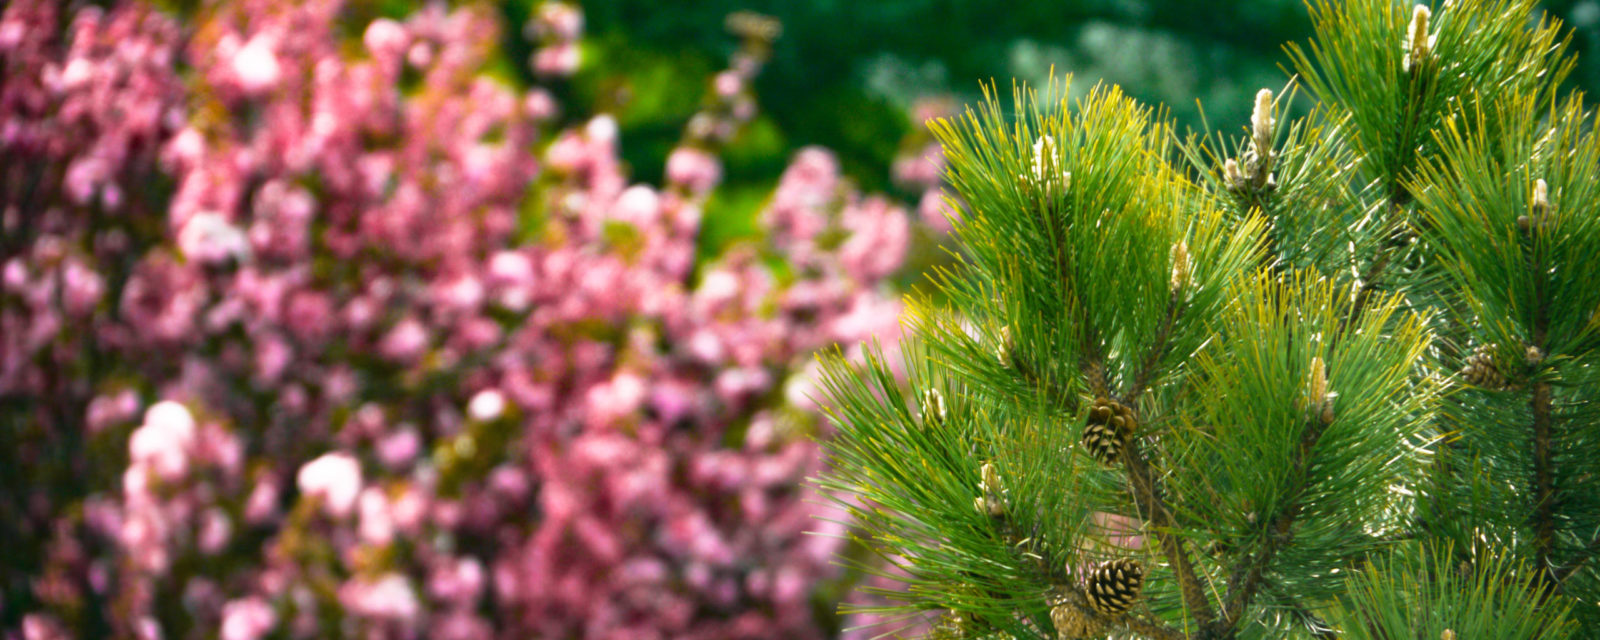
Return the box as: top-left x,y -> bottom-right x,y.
1274,591 -> 1339,640
1121,436 -> 1217,633
1081,333 -> 1217,632
1218,414 -> 1332,633
1345,203 -> 1403,328
1127,288 -> 1186,404
1552,531 -> 1600,591
1529,222 -> 1556,590
1530,378 -> 1556,585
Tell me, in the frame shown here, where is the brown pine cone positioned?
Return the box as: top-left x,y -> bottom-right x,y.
1085,558 -> 1145,616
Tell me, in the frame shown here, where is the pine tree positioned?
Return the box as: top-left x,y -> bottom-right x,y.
816,0 -> 1600,637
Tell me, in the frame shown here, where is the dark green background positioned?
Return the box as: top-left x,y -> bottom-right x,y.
528,0 -> 1600,253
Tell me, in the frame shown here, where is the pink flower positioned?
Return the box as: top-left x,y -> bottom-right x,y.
586,113 -> 618,144
253,334 -> 291,383
665,147 -> 722,195
61,257 -> 104,316
220,597 -> 275,640
532,2 -> 584,41
22,614 -> 69,640
468,389 -> 507,421
178,211 -> 250,264
297,453 -> 362,517
612,185 -> 660,227
839,197 -> 910,281
390,487 -> 427,533
244,477 -> 279,524
918,189 -> 957,233
892,142 -> 944,188
587,373 -> 647,424
363,19 -> 408,62
164,127 -> 206,170
2,1 -> 925,635
714,71 -> 742,98
429,557 -> 485,604
376,428 -> 421,468
340,573 -> 419,622
120,255 -> 202,343
430,610 -> 491,640
358,488 -> 395,545
85,389 -> 139,434
379,317 -> 428,362
531,42 -> 579,76
129,401 -> 196,480
198,508 -> 231,554
58,57 -> 92,89
230,34 -> 281,95
523,88 -> 558,120
283,291 -> 334,344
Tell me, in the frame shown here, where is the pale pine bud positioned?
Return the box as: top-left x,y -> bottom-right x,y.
1223,158 -> 1245,191
1525,345 -> 1545,365
976,463 -> 1005,516
1309,356 -> 1335,424
1250,88 -> 1275,156
996,326 -> 1013,365
980,463 -> 1001,495
1033,135 -> 1055,181
1029,135 -> 1071,189
1522,178 -> 1552,232
1440,630 -> 1456,640
1309,356 -> 1327,403
919,388 -> 948,428
1403,5 -> 1433,73
1169,240 -> 1191,293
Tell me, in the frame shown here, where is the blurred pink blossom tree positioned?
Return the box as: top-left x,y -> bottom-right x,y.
0,1 -> 945,638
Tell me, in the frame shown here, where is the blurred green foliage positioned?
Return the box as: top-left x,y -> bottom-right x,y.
563,0 -> 1600,192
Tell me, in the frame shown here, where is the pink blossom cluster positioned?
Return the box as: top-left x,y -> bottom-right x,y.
891,97 -> 961,234
2,1 -> 933,639
1,0 -> 182,395
526,2 -> 582,77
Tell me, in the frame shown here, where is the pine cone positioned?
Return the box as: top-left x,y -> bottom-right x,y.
1461,344 -> 1509,390
1050,601 -> 1100,639
1081,421 -> 1124,466
1087,398 -> 1138,434
1085,558 -> 1145,616
1082,398 -> 1137,465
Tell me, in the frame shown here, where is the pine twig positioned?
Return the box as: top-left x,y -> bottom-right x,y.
1530,377 -> 1556,586
1127,288 -> 1186,404
1122,437 -> 1217,633
1552,531 -> 1600,590
1346,248 -> 1391,325
1273,588 -> 1339,640
1346,211 -> 1403,329
1218,415 -> 1332,633
1528,230 -> 1556,591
